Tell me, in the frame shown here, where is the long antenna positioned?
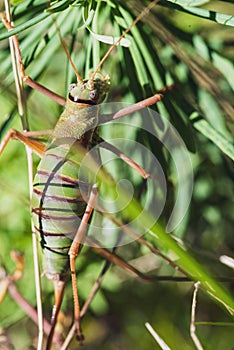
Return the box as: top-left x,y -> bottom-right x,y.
89,0 -> 160,84
52,16 -> 84,83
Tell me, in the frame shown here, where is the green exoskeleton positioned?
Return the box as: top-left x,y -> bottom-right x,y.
0,0 -> 176,348
32,77 -> 110,276
31,76 -> 112,346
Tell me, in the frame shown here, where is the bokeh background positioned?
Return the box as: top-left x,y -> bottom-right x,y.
0,0 -> 233,349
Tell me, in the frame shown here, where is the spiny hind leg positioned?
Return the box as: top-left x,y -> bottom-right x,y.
2,13 -> 66,106
45,279 -> 66,350
68,184 -> 99,342
61,206 -> 187,347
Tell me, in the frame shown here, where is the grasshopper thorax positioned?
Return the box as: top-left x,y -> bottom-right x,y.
68,74 -> 110,105
53,74 -> 110,139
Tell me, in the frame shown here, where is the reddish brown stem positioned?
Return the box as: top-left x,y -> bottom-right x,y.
7,282 -> 63,346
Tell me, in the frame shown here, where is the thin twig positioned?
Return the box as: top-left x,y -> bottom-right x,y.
190,282 -> 203,350
4,0 -> 27,127
7,282 -> 63,347
0,259 -> 63,348
3,1 -> 44,348
145,322 -> 171,350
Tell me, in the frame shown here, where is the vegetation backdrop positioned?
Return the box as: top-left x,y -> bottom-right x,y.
0,0 -> 233,349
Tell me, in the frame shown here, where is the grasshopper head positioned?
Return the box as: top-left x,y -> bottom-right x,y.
68,74 -> 110,105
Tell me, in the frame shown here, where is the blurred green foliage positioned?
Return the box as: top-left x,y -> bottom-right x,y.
0,0 -> 233,349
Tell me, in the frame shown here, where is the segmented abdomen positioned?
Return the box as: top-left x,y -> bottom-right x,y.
31,139 -> 90,280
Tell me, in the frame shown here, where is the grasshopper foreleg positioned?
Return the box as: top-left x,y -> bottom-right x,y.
99,93 -> 164,124
0,129 -> 52,157
1,13 -> 66,106
99,84 -> 175,124
95,135 -> 151,179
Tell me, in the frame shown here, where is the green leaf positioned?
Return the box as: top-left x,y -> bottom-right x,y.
160,0 -> 234,26
212,52 -> 234,91
167,0 -> 209,6
190,112 -> 234,161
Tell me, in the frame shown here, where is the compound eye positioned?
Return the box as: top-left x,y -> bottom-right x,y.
89,89 -> 98,101
69,83 -> 77,91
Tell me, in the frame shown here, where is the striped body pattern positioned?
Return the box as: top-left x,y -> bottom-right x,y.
31,140 -> 89,280
31,77 -> 110,281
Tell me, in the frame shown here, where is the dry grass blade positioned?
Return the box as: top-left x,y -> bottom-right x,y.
190,282 -> 204,350
145,322 -> 171,350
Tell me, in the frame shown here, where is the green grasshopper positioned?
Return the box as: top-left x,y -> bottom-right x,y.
0,1 -> 179,348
